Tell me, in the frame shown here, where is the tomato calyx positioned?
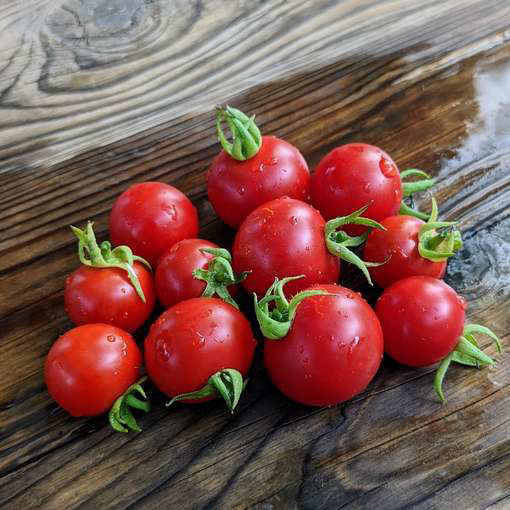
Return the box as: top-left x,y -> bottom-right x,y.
418,197 -> 463,262
216,105 -> 262,161
193,248 -> 249,309
324,205 -> 387,285
109,376 -> 150,433
254,276 -> 330,339
71,221 -> 152,302
166,369 -> 245,413
399,169 -> 436,220
434,324 -> 502,402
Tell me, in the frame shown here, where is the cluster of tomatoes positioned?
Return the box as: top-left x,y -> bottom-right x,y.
45,106 -> 501,433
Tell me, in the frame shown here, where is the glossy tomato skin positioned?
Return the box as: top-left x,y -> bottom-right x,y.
376,276 -> 466,367
364,215 -> 446,288
232,197 -> 339,297
65,262 -> 155,332
109,182 -> 199,266
208,136 -> 310,228
264,284 -> 383,406
145,298 -> 256,402
310,143 -> 402,234
45,324 -> 142,417
155,239 -> 237,308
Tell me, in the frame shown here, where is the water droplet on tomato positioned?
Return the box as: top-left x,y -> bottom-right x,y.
121,288 -> 127,294
162,203 -> 178,219
270,157 -> 278,165
325,166 -> 335,177
346,293 -> 354,299
379,156 -> 397,178
280,168 -> 287,173
457,296 -> 468,310
289,215 -> 298,225
107,335 -> 116,342
239,187 -> 246,196
299,344 -> 305,354
363,183 -> 371,192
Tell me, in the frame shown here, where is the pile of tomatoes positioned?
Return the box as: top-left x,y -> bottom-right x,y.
45,106 -> 502,433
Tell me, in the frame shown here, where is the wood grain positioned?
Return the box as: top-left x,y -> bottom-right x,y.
1,0 -> 510,508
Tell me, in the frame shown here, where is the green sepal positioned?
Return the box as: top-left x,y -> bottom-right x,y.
434,324 -> 502,402
192,247 -> 249,309
216,106 -> 262,160
109,377 -> 150,433
254,276 -> 331,340
418,197 -> 463,262
324,205 -> 387,285
399,168 -> 436,220
70,221 -> 151,302
166,369 -> 245,413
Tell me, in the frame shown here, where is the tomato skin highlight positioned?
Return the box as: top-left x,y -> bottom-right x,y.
144,298 -> 256,402
208,136 -> 310,229
310,143 -> 402,234
232,197 -> 340,297
264,284 -> 383,406
364,215 -> 446,288
109,182 -> 199,266
45,324 -> 142,417
376,276 -> 466,367
65,262 -> 155,332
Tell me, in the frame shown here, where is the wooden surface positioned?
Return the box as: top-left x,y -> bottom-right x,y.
1,1 -> 510,508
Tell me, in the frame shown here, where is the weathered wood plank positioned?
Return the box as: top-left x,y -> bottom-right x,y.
1,0 -> 510,508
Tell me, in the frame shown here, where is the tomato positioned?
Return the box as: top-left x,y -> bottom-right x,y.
375,276 -> 467,367
233,197 -> 339,297
363,216 -> 444,287
144,298 -> 256,410
45,324 -> 142,417
65,222 -> 155,332
256,280 -> 383,406
207,107 -> 309,228
155,239 -> 244,309
233,196 -> 384,296
375,276 -> 501,401
364,199 -> 463,288
310,143 -> 402,234
109,182 -> 199,266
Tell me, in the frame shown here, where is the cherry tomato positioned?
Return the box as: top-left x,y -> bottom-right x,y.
45,324 -> 142,417
65,262 -> 155,332
310,143 -> 402,234
232,197 -> 340,297
155,239 -> 239,309
109,182 -> 199,266
375,276 -> 467,367
259,283 -> 383,406
208,107 -> 310,229
364,215 -> 446,288
145,298 -> 256,405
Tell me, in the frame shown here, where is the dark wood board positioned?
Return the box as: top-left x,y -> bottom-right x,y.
1,1 -> 510,508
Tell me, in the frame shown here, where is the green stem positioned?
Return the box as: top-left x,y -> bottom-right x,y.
193,248 -> 249,309
400,168 -> 436,219
324,205 -> 387,285
254,276 -> 331,339
433,324 -> 502,402
109,377 -> 150,433
71,221 -> 151,302
216,106 -> 262,160
418,197 -> 463,262
166,369 -> 245,413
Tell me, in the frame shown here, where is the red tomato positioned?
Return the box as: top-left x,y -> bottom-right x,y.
45,324 -> 142,417
375,276 -> 467,367
155,239 -> 237,308
310,143 -> 402,234
65,262 -> 155,332
145,298 -> 256,403
109,182 -> 199,266
364,215 -> 446,288
232,197 -> 339,297
263,284 -> 383,406
208,136 -> 310,229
